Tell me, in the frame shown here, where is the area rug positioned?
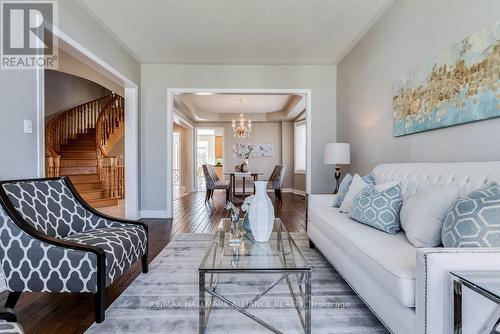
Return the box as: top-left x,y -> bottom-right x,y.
86,233 -> 388,333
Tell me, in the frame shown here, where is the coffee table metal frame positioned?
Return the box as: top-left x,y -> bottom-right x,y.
198,219 -> 311,334
451,271 -> 500,334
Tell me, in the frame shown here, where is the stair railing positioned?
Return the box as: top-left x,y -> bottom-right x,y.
96,94 -> 125,199
45,95 -> 115,177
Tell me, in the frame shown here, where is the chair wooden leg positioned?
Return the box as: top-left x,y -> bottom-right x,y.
226,188 -> 230,202
94,288 -> 106,323
141,254 -> 149,273
205,189 -> 210,202
275,189 -> 282,203
210,189 -> 214,199
5,292 -> 21,308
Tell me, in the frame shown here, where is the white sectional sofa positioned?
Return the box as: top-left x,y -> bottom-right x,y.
307,162 -> 500,334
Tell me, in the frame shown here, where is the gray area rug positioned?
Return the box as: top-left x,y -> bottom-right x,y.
86,233 -> 388,333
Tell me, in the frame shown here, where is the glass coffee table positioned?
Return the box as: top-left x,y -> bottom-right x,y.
451,271 -> 500,333
199,218 -> 312,334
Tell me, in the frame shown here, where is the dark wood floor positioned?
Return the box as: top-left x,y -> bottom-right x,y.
0,191 -> 306,334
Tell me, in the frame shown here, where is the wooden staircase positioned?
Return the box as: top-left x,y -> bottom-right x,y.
58,128 -> 118,208
45,94 -> 125,209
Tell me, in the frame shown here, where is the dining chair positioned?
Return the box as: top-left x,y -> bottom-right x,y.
268,165 -> 286,203
202,164 -> 230,202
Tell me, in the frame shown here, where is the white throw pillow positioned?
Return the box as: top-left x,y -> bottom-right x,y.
375,181 -> 400,192
400,185 -> 460,247
339,174 -> 368,213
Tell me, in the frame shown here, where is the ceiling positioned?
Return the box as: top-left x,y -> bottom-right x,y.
174,94 -> 305,122
77,0 -> 394,64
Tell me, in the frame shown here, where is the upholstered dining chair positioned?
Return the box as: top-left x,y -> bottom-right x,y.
202,164 -> 230,202
269,165 -> 286,203
0,177 -> 149,324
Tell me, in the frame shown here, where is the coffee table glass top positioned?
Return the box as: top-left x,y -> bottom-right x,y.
199,218 -> 310,272
451,271 -> 500,302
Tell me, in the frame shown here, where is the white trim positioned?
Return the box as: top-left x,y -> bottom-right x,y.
38,27 -> 140,219
167,88 -> 312,219
139,210 -> 170,219
124,88 -> 139,219
306,90 -> 312,195
293,189 -> 307,196
281,188 -> 306,196
36,67 -> 45,177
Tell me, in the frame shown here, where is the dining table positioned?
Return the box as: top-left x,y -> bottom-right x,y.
224,172 -> 264,201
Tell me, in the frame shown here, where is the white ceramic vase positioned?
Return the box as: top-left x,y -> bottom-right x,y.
248,181 -> 275,242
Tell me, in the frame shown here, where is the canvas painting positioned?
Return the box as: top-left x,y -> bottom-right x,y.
393,20 -> 500,136
238,143 -> 273,157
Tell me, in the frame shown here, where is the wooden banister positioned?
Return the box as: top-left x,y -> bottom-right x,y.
96,94 -> 125,199
45,95 -> 114,177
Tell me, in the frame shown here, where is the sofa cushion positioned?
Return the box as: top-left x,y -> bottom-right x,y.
310,206 -> 416,307
64,224 -> 147,285
401,185 -> 460,247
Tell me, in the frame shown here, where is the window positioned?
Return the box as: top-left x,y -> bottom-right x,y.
294,121 -> 306,174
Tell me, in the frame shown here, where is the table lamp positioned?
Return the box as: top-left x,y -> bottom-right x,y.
324,143 -> 350,194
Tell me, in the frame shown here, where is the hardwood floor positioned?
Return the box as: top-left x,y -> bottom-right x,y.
0,190 -> 306,334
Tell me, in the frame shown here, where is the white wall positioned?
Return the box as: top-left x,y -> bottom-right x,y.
58,0 -> 140,84
337,0 -> 500,175
0,70 -> 39,179
45,70 -> 110,117
58,48 -> 124,95
197,122 -> 284,186
140,64 -> 336,214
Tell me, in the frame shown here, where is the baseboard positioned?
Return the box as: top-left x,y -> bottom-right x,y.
139,210 -> 171,219
293,189 -> 306,196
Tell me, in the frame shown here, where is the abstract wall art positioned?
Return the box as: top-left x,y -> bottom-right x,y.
393,20 -> 499,136
238,143 -> 273,157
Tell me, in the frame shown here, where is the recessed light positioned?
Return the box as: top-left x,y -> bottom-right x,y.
195,92 -> 214,96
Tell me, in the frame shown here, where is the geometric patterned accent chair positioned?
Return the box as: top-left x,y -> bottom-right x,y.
0,177 -> 148,323
0,308 -> 24,334
268,165 -> 286,203
201,164 -> 230,203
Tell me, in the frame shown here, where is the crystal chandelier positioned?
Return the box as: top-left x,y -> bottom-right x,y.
232,98 -> 252,138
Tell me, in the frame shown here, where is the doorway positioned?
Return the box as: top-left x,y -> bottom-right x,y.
166,89 -> 312,218
195,127 -> 224,191
37,33 -> 139,219
173,121 -> 192,200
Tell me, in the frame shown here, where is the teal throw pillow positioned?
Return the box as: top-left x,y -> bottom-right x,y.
441,182 -> 500,247
349,184 -> 403,235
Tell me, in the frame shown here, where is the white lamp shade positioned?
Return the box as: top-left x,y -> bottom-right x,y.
324,143 -> 350,165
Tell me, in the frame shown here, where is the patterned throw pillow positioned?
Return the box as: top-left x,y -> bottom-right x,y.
441,182 -> 500,247
333,173 -> 376,207
349,185 -> 403,235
